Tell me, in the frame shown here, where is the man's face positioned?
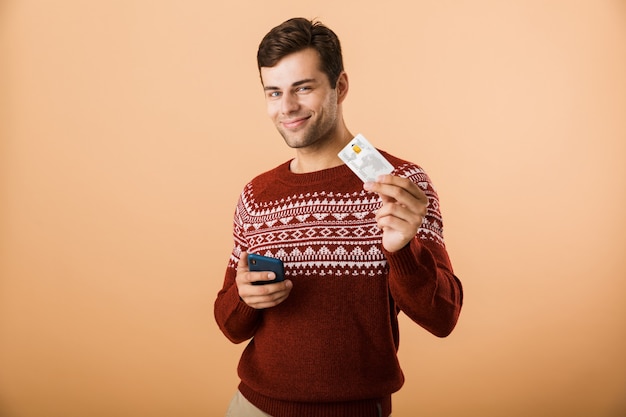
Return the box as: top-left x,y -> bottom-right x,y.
260,48 -> 340,150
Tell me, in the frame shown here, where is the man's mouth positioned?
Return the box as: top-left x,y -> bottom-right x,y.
281,116 -> 311,130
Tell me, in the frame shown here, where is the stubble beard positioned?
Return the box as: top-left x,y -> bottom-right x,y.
278,121 -> 332,149
278,99 -> 338,150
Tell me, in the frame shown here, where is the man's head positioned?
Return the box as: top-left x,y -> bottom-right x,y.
257,17 -> 344,89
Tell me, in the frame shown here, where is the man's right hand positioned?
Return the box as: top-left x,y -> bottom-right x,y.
236,252 -> 293,309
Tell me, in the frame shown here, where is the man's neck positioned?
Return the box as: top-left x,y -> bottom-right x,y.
289,128 -> 353,174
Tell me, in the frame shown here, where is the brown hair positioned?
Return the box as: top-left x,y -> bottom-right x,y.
257,17 -> 344,88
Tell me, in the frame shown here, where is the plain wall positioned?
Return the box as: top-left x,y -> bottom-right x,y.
1,1 -> 625,416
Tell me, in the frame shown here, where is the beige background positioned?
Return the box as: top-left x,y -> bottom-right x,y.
1,1 -> 625,416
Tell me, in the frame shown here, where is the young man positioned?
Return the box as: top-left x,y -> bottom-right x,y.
214,17 -> 463,417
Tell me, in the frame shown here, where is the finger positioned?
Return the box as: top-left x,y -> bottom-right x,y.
382,184 -> 427,214
241,280 -> 292,309
373,175 -> 428,204
237,252 -> 278,284
364,181 -> 398,206
376,203 -> 423,229
374,188 -> 427,220
246,283 -> 289,300
251,271 -> 277,284
238,271 -> 277,287
237,251 -> 250,272
376,215 -> 415,234
246,294 -> 288,309
375,201 -> 412,221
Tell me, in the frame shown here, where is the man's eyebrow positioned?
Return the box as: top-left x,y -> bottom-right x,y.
292,78 -> 316,87
264,78 -> 317,91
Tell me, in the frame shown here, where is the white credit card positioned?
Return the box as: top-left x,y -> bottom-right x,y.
338,134 -> 394,183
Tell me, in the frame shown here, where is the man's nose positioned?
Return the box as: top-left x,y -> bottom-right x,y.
281,93 -> 300,114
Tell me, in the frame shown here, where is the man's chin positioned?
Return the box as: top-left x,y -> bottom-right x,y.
279,131 -> 307,149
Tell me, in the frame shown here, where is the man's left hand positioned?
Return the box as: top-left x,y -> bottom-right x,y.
364,175 -> 428,252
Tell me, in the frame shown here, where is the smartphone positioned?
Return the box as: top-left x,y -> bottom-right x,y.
248,253 -> 285,285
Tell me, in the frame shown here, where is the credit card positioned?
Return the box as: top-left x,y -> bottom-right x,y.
338,134 -> 394,182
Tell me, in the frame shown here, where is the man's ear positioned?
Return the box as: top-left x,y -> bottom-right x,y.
336,72 -> 349,104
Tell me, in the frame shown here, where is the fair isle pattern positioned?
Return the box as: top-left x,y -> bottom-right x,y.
228,162 -> 445,277
396,164 -> 446,246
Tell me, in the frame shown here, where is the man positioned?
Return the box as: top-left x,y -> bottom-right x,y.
214,17 -> 463,417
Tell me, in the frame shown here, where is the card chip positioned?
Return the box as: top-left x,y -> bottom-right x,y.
338,134 -> 394,183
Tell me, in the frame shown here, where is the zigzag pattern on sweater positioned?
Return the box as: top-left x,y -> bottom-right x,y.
229,163 -> 445,277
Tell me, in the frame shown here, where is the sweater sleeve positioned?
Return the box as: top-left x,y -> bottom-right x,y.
213,194 -> 263,344
213,265 -> 262,344
385,239 -> 463,337
384,166 -> 463,337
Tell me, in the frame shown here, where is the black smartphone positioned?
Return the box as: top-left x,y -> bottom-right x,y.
248,253 -> 285,285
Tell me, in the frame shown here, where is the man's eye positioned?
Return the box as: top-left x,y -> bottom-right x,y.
267,91 -> 281,98
297,86 -> 311,93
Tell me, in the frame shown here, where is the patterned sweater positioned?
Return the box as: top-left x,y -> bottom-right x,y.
214,151 -> 463,417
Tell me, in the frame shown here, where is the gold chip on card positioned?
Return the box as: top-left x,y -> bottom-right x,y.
338,134 -> 394,183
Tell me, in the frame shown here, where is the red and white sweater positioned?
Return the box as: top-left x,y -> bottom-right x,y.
214,151 -> 463,417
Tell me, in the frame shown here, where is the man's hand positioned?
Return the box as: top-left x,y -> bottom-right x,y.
236,252 -> 293,309
364,175 -> 428,252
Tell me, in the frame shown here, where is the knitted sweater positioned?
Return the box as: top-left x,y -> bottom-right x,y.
214,151 -> 463,417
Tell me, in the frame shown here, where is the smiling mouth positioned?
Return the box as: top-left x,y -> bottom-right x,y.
281,116 -> 311,129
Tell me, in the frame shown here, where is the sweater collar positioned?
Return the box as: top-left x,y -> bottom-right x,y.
277,159 -> 358,186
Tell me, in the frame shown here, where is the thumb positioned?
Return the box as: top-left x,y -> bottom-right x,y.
238,251 -> 250,271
